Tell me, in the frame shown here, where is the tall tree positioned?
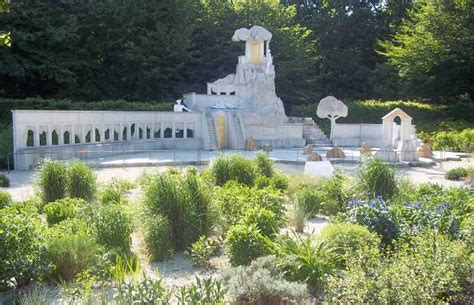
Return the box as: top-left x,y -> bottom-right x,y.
380,0 -> 474,100
0,0 -> 10,46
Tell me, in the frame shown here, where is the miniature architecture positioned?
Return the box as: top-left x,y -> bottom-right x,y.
183,25 -> 309,150
11,26 -> 323,170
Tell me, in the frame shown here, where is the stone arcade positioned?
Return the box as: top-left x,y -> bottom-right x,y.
12,26 -> 328,170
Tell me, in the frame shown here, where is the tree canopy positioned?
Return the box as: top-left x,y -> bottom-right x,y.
0,0 -> 472,105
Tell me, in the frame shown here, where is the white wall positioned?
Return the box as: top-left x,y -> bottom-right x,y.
332,123 -> 383,147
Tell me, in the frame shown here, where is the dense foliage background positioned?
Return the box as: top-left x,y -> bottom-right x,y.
0,0 -> 473,105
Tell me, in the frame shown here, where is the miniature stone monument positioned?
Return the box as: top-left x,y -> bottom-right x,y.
307,152 -> 322,161
416,143 -> 433,158
360,142 -> 372,156
317,96 -> 348,141
326,145 -> 346,158
303,144 -> 313,155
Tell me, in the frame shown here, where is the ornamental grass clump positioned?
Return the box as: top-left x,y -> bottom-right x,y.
0,173 -> 9,187
0,190 -> 12,208
141,168 -> 213,260
210,154 -> 256,186
66,160 -> 96,201
358,158 -> 397,200
37,160 -> 67,204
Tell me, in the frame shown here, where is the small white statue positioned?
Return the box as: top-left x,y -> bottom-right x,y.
174,99 -> 191,112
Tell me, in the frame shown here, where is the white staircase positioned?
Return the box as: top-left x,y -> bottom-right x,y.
232,115 -> 245,149
206,116 -> 218,150
303,120 -> 330,146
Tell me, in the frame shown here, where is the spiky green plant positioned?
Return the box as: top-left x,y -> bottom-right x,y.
67,160 -> 96,201
37,160 -> 67,203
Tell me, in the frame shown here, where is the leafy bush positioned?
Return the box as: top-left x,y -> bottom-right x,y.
225,224 -> 272,266
315,223 -> 379,267
215,182 -> 287,233
346,198 -> 400,245
214,181 -> 251,230
221,256 -> 308,304
296,187 -> 322,216
358,158 -> 397,200
37,160 -> 67,203
115,275 -> 171,304
177,277 -> 224,304
274,236 -> 340,293
210,154 -> 256,186
269,172 -> 289,190
0,190 -> 12,208
326,231 -> 471,304
0,125 -> 13,170
98,186 -> 124,205
319,173 -> 352,215
66,160 -> 96,201
43,198 -> 83,226
255,152 -> 274,178
143,214 -> 173,261
0,173 -> 9,187
185,236 -> 218,268
98,178 -> 133,205
0,203 -> 50,290
47,228 -> 101,280
94,204 -> 132,252
445,167 -> 468,180
430,128 -> 474,152
241,207 -> 280,237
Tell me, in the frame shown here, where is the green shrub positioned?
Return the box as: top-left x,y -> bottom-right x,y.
319,174 -> 352,215
225,224 -> 272,266
241,207 -> 280,237
269,173 -> 289,190
253,188 -> 287,221
98,187 -> 124,205
358,158 -> 397,200
43,198 -> 83,226
315,223 -> 379,267
0,125 -> 13,170
0,203 -> 50,290
115,275 -> 171,304
255,152 -> 274,178
431,129 -> 474,152
94,204 -> 132,252
221,256 -> 308,304
98,178 -> 133,205
0,190 -> 12,208
15,284 -> 56,305
214,181 -> 250,230
66,160 -> 96,201
185,235 -> 218,269
37,160 -> 67,204
144,214 -> 173,261
254,175 -> 271,189
47,229 -> 101,280
210,154 -> 256,186
274,236 -> 340,294
296,187 -> 322,216
445,167 -> 468,180
326,230 -> 471,303
0,173 -> 9,187
177,277 -> 224,304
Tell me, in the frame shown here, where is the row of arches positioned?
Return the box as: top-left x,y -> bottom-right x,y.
25,123 -> 196,148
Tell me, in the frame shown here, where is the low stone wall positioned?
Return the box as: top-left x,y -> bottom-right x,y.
332,123 -> 383,147
14,138 -> 203,170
